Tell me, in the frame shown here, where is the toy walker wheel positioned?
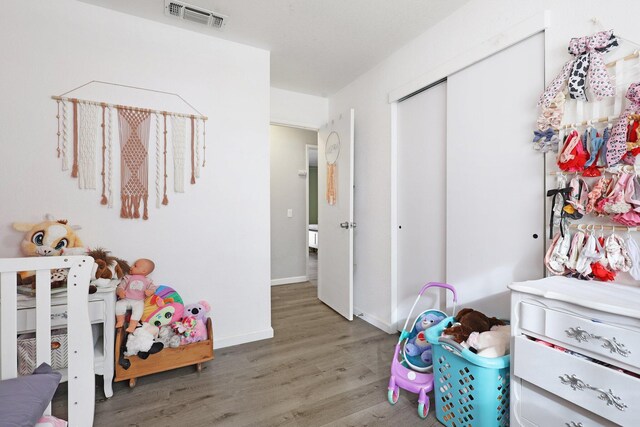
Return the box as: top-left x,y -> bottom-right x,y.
196,363 -> 202,373
129,378 -> 137,388
417,399 -> 429,419
387,386 -> 399,405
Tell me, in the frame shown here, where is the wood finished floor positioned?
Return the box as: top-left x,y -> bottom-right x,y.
54,282 -> 442,426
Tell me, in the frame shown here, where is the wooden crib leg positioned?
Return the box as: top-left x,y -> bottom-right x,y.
129,378 -> 137,388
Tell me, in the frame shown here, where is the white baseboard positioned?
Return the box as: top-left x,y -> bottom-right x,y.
214,327 -> 274,349
271,276 -> 308,286
354,306 -> 396,334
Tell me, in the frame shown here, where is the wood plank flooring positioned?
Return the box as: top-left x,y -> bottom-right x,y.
53,282 -> 442,426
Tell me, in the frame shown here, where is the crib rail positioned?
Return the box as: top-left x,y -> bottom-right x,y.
0,256 -> 95,426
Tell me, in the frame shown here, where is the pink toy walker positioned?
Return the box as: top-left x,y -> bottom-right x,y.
388,282 -> 457,419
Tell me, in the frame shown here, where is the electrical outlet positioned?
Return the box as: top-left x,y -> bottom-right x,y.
287,209 -> 293,218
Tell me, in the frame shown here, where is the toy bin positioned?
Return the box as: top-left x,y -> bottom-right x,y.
425,317 -> 510,427
17,328 -> 68,375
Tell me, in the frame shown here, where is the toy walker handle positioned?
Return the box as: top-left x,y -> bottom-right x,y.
419,282 -> 457,302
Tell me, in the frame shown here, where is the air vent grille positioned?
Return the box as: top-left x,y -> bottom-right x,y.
211,15 -> 224,29
184,7 -> 210,25
167,2 -> 182,17
164,0 -> 226,30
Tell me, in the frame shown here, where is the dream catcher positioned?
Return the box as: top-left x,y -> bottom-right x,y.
325,131 -> 340,206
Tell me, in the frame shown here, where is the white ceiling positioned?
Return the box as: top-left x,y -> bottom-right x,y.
79,0 -> 470,96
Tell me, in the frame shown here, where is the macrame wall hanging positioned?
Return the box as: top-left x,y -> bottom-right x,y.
52,81 -> 207,220
325,131 -> 340,206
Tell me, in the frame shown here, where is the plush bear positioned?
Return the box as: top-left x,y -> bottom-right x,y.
443,308 -> 505,343
404,311 -> 446,367
405,331 -> 433,365
416,312 -> 446,332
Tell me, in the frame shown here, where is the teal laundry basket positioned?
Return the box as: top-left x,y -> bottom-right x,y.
425,317 -> 510,427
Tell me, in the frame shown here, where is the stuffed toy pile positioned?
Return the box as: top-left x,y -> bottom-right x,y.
122,295 -> 211,363
442,308 -> 510,358
174,301 -> 211,345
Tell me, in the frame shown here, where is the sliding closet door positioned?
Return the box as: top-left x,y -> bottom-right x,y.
397,82 -> 447,328
446,33 -> 545,319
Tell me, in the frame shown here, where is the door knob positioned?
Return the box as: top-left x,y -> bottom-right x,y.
340,222 -> 350,229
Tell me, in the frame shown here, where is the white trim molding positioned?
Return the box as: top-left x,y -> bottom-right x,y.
271,276 -> 308,286
389,101 -> 399,331
270,121 -> 319,132
214,327 -> 274,349
355,306 -> 397,334
388,10 -> 551,103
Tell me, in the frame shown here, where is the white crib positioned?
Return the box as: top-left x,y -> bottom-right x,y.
0,256 -> 95,426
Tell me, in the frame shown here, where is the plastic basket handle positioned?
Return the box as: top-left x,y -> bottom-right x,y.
438,336 -> 467,357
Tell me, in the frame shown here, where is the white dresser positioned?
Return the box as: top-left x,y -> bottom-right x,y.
509,276 -> 640,427
16,285 -> 116,398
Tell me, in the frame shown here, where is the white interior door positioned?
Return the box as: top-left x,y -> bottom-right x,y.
446,33 -> 545,319
318,109 -> 355,320
397,82 -> 447,328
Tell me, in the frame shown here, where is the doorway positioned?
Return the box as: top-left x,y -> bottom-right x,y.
269,124 -> 318,286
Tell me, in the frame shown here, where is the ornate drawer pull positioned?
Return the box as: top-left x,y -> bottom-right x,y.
565,422 -> 583,427
559,374 -> 627,411
565,326 -> 631,357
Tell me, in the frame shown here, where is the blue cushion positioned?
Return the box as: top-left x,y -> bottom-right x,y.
0,363 -> 62,427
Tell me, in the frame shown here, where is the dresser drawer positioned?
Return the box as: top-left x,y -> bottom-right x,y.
514,336 -> 639,426
17,300 -> 104,332
519,302 -> 638,368
520,381 -> 616,427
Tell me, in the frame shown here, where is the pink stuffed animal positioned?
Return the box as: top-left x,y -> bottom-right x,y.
184,300 -> 210,321
174,301 -> 210,344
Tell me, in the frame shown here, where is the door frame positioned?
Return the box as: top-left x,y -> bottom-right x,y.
305,144 -> 319,279
389,12 -> 550,329
269,122 -> 319,287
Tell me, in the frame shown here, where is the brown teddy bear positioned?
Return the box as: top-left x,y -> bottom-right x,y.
443,308 -> 505,343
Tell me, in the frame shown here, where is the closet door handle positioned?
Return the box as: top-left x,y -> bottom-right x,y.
559,374 -> 627,411
565,326 -> 631,357
340,222 -> 350,229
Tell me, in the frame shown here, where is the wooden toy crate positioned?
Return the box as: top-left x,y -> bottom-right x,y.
114,318 -> 214,388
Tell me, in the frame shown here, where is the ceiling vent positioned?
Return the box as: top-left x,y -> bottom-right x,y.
164,0 -> 227,30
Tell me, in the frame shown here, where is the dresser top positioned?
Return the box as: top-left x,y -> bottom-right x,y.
15,283 -> 116,309
509,276 -> 640,319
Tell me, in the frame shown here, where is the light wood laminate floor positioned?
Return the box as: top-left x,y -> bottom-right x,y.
54,282 -> 441,426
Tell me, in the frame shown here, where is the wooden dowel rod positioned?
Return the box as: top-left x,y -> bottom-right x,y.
560,115 -> 617,129
606,51 -> 640,68
568,223 -> 638,232
50,95 -> 208,121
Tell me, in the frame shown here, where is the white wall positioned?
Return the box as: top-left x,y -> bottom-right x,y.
270,125 -> 317,284
329,0 -> 640,330
271,87 -> 328,130
0,0 -> 272,348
